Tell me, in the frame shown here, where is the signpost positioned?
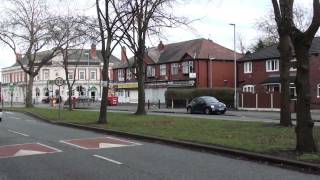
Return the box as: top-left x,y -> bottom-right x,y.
55,77 -> 64,121
9,84 -> 14,107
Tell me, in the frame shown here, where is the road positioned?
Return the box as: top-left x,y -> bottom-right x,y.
0,112 -> 319,180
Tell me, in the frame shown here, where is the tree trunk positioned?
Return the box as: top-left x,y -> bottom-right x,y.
295,46 -> 317,153
279,35 -> 292,126
98,68 -> 109,124
68,84 -> 72,111
135,54 -> 146,115
26,74 -> 34,108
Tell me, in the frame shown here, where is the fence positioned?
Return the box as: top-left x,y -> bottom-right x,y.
238,92 -> 296,112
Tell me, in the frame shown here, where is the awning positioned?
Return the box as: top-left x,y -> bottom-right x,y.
260,76 -> 296,84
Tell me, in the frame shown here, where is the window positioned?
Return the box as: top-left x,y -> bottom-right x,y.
126,69 -> 132,80
160,64 -> 166,76
266,59 -> 279,72
266,84 -> 280,93
147,65 -> 155,77
171,63 -> 179,75
244,62 -> 252,73
79,70 -> 85,80
43,69 -> 49,80
35,88 -> 40,97
243,85 -> 255,93
289,83 -> 296,99
317,84 -> 320,98
118,69 -> 124,81
90,71 -> 96,80
68,71 -> 74,80
189,61 -> 194,73
182,61 -> 189,74
290,58 -> 297,71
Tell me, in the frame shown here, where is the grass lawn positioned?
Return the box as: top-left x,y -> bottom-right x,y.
7,107 -> 320,162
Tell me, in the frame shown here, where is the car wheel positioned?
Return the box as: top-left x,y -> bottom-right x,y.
204,108 -> 211,115
187,107 -> 192,114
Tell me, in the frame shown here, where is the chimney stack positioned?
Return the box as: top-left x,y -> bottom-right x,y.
157,41 -> 165,51
16,53 -> 22,62
90,44 -> 97,59
121,46 -> 127,63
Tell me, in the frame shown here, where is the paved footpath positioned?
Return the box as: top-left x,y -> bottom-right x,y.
0,111 -> 319,180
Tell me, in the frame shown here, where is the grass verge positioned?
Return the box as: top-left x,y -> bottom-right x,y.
6,107 -> 320,163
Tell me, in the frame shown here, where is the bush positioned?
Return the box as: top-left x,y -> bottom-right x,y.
165,88 -> 234,108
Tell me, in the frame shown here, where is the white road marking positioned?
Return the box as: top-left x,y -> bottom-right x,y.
14,117 -> 21,120
59,140 -> 89,149
36,143 -> 63,152
93,155 -> 123,165
8,130 -> 29,137
105,136 -> 142,146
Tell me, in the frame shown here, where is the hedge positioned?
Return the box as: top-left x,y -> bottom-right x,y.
165,88 -> 234,108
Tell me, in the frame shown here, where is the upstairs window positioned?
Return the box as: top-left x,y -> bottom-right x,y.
182,61 -> 189,74
266,59 -> 279,72
68,71 -> 74,80
189,61 -> 194,73
244,62 -> 252,73
160,64 -> 166,76
90,70 -> 97,80
118,69 -> 125,81
147,65 -> 155,77
43,69 -> 50,80
171,63 -> 179,75
79,70 -> 85,80
126,69 -> 133,80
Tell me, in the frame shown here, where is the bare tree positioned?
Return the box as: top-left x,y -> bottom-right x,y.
271,0 -> 293,127
119,0 -> 189,115
95,0 -> 130,123
50,15 -> 91,111
272,0 -> 320,153
0,0 -> 64,107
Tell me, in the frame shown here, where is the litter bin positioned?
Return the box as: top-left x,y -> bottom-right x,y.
108,96 -> 118,106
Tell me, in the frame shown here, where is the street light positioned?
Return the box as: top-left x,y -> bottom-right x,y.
100,62 -> 104,100
230,23 -> 237,109
85,52 -> 90,105
209,56 -> 215,88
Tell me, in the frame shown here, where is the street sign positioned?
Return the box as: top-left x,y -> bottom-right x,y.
55,77 -> 64,86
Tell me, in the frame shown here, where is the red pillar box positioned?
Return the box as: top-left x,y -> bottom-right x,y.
108,96 -> 118,106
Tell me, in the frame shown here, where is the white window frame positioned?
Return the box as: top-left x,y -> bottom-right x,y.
79,70 -> 86,80
244,62 -> 252,73
290,58 -> 297,71
266,59 -> 279,72
160,64 -> 166,76
126,68 -> 132,80
189,61 -> 194,73
289,83 -> 297,99
43,69 -> 50,80
147,65 -> 155,77
171,63 -> 179,75
182,61 -> 189,74
317,83 -> 320,98
118,69 -> 125,81
243,85 -> 255,93
68,71 -> 74,80
90,70 -> 97,80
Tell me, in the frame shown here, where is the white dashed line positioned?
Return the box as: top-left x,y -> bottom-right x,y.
36,143 -> 63,152
93,155 -> 123,165
8,130 -> 29,137
59,140 -> 89,149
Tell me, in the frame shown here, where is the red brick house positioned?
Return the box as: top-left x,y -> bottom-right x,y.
238,37 -> 320,109
112,38 -> 241,103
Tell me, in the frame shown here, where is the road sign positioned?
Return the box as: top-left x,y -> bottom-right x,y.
55,77 -> 64,86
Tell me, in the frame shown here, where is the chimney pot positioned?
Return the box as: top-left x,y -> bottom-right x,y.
90,44 -> 97,59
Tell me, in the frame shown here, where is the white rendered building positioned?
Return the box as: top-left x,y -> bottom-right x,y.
1,45 -> 120,104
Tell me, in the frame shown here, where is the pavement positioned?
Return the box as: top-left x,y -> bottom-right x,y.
1,111 -> 319,179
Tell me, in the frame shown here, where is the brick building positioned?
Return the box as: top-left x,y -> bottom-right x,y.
238,37 -> 320,109
112,38 -> 241,103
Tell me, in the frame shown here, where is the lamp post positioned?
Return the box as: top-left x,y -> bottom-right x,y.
85,52 -> 90,105
230,23 -> 237,109
209,56 -> 215,88
100,62 -> 104,100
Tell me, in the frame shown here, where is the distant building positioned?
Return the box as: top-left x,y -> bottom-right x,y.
112,38 -> 242,103
1,45 -> 120,103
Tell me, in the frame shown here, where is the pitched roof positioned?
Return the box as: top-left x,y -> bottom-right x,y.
241,37 -> 320,61
114,38 -> 242,69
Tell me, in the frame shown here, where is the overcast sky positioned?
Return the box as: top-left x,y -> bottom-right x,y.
0,0 -> 313,70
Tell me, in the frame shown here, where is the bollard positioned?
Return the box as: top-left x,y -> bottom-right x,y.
158,99 -> 160,109
148,100 -> 150,109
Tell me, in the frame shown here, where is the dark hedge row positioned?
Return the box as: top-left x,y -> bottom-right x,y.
165,88 -> 234,108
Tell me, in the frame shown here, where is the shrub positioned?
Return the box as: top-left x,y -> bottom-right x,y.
165,88 -> 234,108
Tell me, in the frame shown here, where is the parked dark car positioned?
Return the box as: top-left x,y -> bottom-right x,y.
186,96 -> 227,115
